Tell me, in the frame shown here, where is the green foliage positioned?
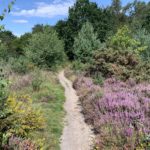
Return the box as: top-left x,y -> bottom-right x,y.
25,26 -> 66,69
92,72 -> 104,85
129,1 -> 150,33
9,56 -> 34,74
31,70 -> 43,91
73,22 -> 103,63
0,67 -> 44,148
135,29 -> 150,60
0,42 -> 8,60
0,66 -> 9,116
9,33 -> 32,57
0,94 -> 45,148
6,95 -> 45,135
108,25 -> 147,54
0,31 -> 19,60
55,0 -> 115,59
32,24 -> 45,33
11,71 -> 66,149
87,48 -> 150,82
0,0 -> 16,21
72,61 -> 90,73
0,30 -> 16,45
0,0 -> 16,32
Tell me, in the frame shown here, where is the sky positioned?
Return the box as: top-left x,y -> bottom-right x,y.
0,0 -> 149,36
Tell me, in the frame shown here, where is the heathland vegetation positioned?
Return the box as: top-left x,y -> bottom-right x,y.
0,0 -> 150,149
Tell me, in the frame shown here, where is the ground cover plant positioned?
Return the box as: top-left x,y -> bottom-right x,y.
0,67 -> 45,149
9,70 -> 65,149
74,77 -> 150,149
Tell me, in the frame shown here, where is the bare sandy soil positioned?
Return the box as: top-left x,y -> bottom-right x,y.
58,71 -> 95,150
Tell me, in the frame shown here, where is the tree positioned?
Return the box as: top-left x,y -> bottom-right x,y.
0,0 -> 16,58
25,26 -> 66,68
0,0 -> 16,30
0,31 -> 17,56
32,24 -> 45,33
135,29 -> 150,60
111,0 -> 122,15
73,22 -> 102,63
0,42 -> 8,60
108,25 -> 147,54
129,1 -> 150,32
109,0 -> 129,29
55,0 -> 115,60
11,33 -> 32,56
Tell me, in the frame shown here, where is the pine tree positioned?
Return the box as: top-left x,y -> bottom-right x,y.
73,22 -> 102,63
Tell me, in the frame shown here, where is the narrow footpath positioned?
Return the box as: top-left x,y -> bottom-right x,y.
58,71 -> 94,150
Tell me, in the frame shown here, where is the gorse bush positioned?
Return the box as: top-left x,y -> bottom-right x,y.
6,95 -> 45,136
0,94 -> 45,148
87,48 -> 150,82
74,77 -> 150,149
0,67 -> 45,148
25,26 -> 66,69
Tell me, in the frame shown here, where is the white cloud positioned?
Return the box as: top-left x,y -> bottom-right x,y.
13,19 -> 28,23
11,0 -> 75,18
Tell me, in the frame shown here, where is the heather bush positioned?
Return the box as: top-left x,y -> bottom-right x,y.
10,74 -> 33,91
74,77 -> 150,149
6,136 -> 37,150
87,48 -> 150,82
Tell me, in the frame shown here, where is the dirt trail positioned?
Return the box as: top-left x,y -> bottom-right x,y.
58,71 -> 94,150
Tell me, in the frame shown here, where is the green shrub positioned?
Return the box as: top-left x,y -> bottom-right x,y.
0,66 -> 9,119
0,66 -> 45,148
87,48 -> 150,82
9,56 -> 34,74
31,70 -> 43,92
0,42 -> 8,60
92,72 -> 104,85
25,26 -> 66,69
72,61 -> 90,71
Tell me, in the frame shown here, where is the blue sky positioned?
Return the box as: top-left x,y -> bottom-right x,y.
0,0 -> 149,36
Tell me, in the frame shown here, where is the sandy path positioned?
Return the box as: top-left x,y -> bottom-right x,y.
58,71 -> 94,150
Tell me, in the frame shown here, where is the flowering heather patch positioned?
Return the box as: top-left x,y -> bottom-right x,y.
6,136 -> 37,150
73,77 -> 150,149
